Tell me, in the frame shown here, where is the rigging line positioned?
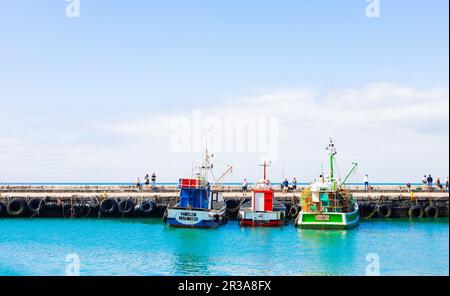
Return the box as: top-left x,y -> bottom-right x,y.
214,157 -> 232,168
333,158 -> 342,181
210,168 -> 217,184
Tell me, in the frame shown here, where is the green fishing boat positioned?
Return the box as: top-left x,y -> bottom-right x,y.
295,139 -> 359,230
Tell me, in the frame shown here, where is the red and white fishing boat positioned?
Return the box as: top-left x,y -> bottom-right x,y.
238,161 -> 287,227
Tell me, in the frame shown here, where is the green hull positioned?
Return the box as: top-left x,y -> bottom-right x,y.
295,204 -> 360,230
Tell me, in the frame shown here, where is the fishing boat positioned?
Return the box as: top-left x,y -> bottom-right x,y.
164,150 -> 232,228
295,139 -> 359,230
238,161 -> 287,227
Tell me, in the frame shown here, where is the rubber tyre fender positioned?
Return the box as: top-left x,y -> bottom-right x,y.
7,198 -> 28,217
424,205 -> 440,218
377,204 -> 393,218
28,197 -> 43,214
100,198 -> 118,216
118,199 -> 135,216
0,202 -> 6,217
225,199 -> 239,210
139,200 -> 155,214
290,206 -> 299,219
360,202 -> 374,218
408,205 -> 424,218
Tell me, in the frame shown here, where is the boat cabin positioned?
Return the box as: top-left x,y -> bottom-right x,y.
178,178 -> 223,210
251,183 -> 274,212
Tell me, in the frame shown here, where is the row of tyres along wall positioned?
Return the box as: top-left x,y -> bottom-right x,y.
0,195 -> 448,219
0,197 -> 162,218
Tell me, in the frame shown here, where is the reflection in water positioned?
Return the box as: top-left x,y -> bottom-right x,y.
167,228 -> 217,275
297,228 -> 357,275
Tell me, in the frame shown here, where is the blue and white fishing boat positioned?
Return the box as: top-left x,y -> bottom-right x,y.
164,150 -> 232,228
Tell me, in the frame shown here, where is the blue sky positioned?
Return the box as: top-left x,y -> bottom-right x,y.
0,0 -> 448,183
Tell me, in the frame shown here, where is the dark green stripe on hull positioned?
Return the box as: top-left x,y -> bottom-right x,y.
298,222 -> 359,230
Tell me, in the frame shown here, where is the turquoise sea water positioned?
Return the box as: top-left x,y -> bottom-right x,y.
0,218 -> 448,276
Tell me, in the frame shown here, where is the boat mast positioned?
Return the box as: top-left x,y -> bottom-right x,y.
327,139 -> 337,190
260,161 -> 271,181
198,148 -> 213,180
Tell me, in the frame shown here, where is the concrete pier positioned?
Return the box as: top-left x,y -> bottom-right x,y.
0,185 -> 448,218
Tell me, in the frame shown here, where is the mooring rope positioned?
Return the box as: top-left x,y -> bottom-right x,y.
26,196 -> 46,218
120,197 -> 132,218
365,195 -> 384,219
83,197 -> 93,218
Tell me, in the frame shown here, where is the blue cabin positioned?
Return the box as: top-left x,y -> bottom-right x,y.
178,178 -> 210,209
179,187 -> 210,209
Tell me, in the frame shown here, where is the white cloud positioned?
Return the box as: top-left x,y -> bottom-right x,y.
1,82 -> 448,183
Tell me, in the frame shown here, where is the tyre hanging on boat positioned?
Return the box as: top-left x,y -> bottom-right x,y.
408,205 -> 424,218
424,205 -> 440,218
377,204 -> 393,218
100,198 -> 118,216
7,198 -> 28,217
28,197 -> 44,216
118,199 -> 135,216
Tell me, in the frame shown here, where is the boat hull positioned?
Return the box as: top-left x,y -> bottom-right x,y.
166,208 -> 226,228
295,204 -> 360,230
238,210 -> 285,227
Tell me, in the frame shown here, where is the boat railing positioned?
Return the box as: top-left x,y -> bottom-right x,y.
178,178 -> 208,189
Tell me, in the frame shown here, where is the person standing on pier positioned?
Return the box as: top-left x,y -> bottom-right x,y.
364,174 -> 369,191
144,174 -> 150,187
292,177 -> 298,192
427,174 -> 433,188
151,173 -> 156,189
445,177 -> 449,192
282,178 -> 289,194
436,178 -> 443,189
135,177 -> 142,191
242,179 -> 248,196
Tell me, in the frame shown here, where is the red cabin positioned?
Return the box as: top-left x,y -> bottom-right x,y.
252,189 -> 273,211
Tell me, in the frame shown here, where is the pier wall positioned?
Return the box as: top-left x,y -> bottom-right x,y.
0,185 -> 448,219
